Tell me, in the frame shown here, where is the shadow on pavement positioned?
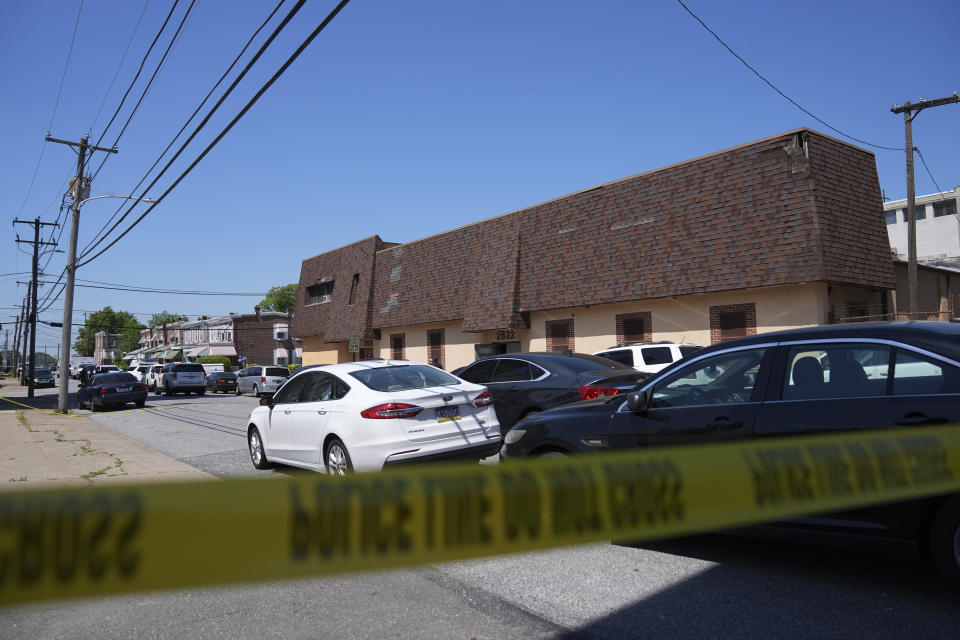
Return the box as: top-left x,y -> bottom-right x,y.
560,534 -> 960,639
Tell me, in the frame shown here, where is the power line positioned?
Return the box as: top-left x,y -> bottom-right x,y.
14,1 -> 84,218
81,0 -> 287,256
78,0 -> 352,266
914,148 -> 954,204
93,0 -> 182,150
90,0 -> 198,181
89,0 -> 152,136
36,279 -> 266,296
675,0 -> 902,152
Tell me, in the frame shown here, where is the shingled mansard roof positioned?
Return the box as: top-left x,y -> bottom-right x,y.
294,129 -> 895,342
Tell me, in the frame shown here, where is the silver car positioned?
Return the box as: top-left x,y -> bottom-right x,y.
236,365 -> 290,397
158,362 -> 207,395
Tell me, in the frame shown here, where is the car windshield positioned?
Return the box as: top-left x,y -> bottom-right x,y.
265,367 -> 290,377
350,364 -> 461,392
216,372 -> 237,379
176,364 -> 205,373
35,368 -> 51,375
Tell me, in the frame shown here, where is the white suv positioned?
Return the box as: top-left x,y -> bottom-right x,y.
593,342 -> 702,377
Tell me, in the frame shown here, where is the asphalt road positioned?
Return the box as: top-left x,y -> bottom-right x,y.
3,386 -> 960,638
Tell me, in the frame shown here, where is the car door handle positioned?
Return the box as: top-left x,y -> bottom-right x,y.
283,410 -> 292,414
895,412 -> 946,426
707,417 -> 742,431
508,386 -> 520,392
318,409 -> 327,415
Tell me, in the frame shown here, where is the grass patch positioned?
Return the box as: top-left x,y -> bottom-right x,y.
8,476 -> 28,483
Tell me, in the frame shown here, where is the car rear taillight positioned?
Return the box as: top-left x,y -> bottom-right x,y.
98,386 -> 109,395
139,383 -> 147,391
473,391 -> 493,408
171,373 -> 177,381
361,403 -> 423,419
578,385 -> 618,401
261,376 -> 266,384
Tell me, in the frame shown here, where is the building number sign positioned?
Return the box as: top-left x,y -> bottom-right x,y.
495,329 -> 516,341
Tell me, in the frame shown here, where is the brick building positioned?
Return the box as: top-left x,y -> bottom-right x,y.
233,311 -> 301,367
293,129 -> 896,370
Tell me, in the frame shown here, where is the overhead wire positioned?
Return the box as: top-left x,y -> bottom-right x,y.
14,0 -> 84,218
35,279 -> 265,296
88,0 -> 152,137
80,0 -> 287,257
89,0 -> 198,181
78,0 -> 352,266
675,0 -> 903,152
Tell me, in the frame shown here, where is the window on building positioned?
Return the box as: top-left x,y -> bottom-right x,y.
390,333 -> 405,360
427,329 -> 445,369
616,312 -> 650,345
884,209 -> 897,225
348,273 -> 360,305
933,200 -> 958,218
914,206 -> 927,220
275,325 -> 288,340
546,319 -> 574,353
306,281 -> 334,304
710,303 -> 756,344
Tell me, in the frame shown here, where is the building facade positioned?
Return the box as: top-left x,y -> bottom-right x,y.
294,129 -> 896,371
93,331 -> 123,365
233,311 -> 302,367
884,185 -> 960,264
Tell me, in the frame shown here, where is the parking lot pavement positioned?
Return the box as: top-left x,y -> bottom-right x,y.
0,378 -> 213,488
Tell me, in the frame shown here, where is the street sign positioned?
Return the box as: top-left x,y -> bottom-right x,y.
348,337 -> 360,353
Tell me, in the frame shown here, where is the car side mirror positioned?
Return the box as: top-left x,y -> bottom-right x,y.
626,389 -> 650,412
259,395 -> 274,408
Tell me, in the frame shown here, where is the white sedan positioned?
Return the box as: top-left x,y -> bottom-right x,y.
246,360 -> 502,474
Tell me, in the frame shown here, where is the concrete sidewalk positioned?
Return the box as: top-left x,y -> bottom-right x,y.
0,377 -> 213,489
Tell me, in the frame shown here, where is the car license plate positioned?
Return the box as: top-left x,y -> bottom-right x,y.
436,406 -> 460,422
118,386 -> 130,392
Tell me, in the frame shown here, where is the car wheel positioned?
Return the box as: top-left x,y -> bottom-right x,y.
930,496 -> 960,592
539,450 -> 568,460
92,399 -> 102,412
248,427 -> 272,470
235,385 -> 241,396
252,385 -> 259,398
198,389 -> 205,396
135,400 -> 145,408
164,384 -> 172,396
325,438 -> 353,476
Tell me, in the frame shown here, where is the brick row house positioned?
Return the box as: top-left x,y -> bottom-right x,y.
293,129 -> 897,371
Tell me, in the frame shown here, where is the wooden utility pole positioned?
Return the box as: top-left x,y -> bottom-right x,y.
45,134 -> 117,412
15,218 -> 58,396
891,93 -> 959,318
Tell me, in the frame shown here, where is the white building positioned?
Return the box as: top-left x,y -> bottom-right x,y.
884,185 -> 960,264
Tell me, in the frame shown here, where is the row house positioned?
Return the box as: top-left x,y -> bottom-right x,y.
233,310 -> 302,367
93,331 -> 123,365
293,128 -> 896,371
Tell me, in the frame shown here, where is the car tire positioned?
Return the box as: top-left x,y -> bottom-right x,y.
198,389 -> 205,396
325,438 -> 353,476
164,384 -> 172,396
235,385 -> 241,396
135,400 -> 145,408
92,399 -> 102,412
252,385 -> 259,398
539,450 -> 568,460
248,427 -> 272,470
930,496 -> 960,593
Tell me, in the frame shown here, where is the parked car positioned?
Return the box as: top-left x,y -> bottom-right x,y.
32,367 -> 55,388
78,363 -> 97,386
146,364 -> 164,392
236,365 -> 290,397
158,362 -> 207,395
593,341 -> 702,376
129,365 -> 153,382
455,352 -> 646,434
246,360 -> 502,474
502,321 -> 960,590
94,364 -> 120,375
78,372 -> 147,411
206,371 -> 238,393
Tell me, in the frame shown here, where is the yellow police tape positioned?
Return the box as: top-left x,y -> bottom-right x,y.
2,424 -> 959,606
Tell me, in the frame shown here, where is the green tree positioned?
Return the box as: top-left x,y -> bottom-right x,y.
148,310 -> 188,328
73,307 -> 144,357
258,283 -> 298,314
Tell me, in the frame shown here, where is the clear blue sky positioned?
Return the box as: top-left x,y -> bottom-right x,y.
1,0 -> 957,354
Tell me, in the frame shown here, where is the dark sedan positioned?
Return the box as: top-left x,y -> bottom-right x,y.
78,372 -> 148,411
502,321 -> 960,590
32,367 -> 55,388
456,352 -> 646,434
206,371 -> 238,393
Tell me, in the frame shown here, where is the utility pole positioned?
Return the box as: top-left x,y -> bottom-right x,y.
15,218 -> 58,397
12,306 -> 23,376
2,329 -> 8,373
891,93 -> 959,318
20,296 -> 30,385
45,134 -> 117,412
